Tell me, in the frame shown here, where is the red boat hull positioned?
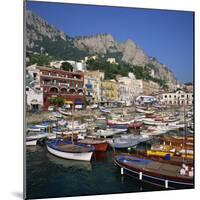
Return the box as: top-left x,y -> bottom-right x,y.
93,143 -> 108,152
128,123 -> 143,129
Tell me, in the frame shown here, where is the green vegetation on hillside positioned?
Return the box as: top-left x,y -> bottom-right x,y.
60,62 -> 73,71
86,58 -> 167,88
27,52 -> 53,66
29,36 -> 88,61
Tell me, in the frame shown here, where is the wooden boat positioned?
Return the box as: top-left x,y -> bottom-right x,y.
78,138 -> 108,152
26,138 -> 37,146
46,103 -> 94,161
27,126 -> 41,132
119,153 -> 193,167
46,139 -> 94,161
26,131 -> 47,140
47,152 -> 92,171
143,118 -> 165,126
52,112 -> 62,118
128,122 -> 143,129
140,127 -> 167,136
162,136 -> 194,150
93,128 -> 127,138
99,106 -> 111,114
149,143 -> 194,158
57,119 -> 67,126
107,119 -> 135,126
147,150 -> 174,158
94,115 -> 106,120
58,109 -> 72,116
113,135 -> 151,149
114,155 -> 194,189
136,108 -> 155,115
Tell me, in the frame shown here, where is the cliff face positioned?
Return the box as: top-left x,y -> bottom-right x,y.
74,34 -> 177,84
26,10 -> 66,48
26,10 -> 178,86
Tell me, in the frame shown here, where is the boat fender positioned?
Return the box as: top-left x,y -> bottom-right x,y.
121,168 -> 124,175
189,171 -> 193,177
180,168 -> 186,175
182,163 -> 186,168
184,165 -> 189,171
165,180 -> 168,189
139,172 -> 142,180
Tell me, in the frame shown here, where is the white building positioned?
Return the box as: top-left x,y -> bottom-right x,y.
160,90 -> 193,105
107,58 -> 118,64
117,77 -> 139,104
84,70 -> 104,102
26,65 -> 44,111
50,60 -> 86,72
50,60 -> 65,69
26,86 -> 43,111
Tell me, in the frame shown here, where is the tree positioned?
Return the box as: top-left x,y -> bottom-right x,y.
49,97 -> 57,105
57,97 -> 64,106
60,62 -> 73,71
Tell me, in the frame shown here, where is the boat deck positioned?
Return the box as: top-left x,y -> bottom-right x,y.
116,155 -> 193,180
57,144 -> 91,153
78,138 -> 106,144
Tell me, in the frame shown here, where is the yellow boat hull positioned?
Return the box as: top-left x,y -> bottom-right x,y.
147,150 -> 174,157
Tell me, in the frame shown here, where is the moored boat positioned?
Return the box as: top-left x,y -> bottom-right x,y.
114,155 -> 194,189
26,138 -> 37,146
46,139 -> 94,161
128,122 -> 143,129
58,108 -> 72,116
113,134 -> 151,149
92,128 -> 127,138
46,103 -> 95,161
78,138 -> 108,152
136,108 -> 155,115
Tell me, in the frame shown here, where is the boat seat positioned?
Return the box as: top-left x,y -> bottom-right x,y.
58,144 -> 90,153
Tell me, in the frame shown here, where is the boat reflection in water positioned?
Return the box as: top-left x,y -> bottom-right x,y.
46,151 -> 92,171
94,151 -> 109,162
26,145 -> 38,153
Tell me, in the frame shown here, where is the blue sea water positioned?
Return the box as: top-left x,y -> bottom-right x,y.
26,145 -> 163,199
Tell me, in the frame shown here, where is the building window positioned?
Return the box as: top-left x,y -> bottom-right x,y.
174,95 -> 176,98
50,87 -> 58,93
26,87 -> 29,91
165,95 -> 167,98
169,95 -> 171,98
33,73 -> 37,80
181,95 -> 184,98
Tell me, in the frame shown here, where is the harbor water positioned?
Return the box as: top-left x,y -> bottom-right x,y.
26,144 -> 163,199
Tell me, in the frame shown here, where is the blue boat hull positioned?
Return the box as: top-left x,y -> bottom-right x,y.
114,159 -> 194,189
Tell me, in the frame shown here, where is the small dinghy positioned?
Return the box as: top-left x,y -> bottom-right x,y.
46,139 -> 94,161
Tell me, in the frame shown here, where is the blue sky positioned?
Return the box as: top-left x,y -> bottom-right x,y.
26,1 -> 194,83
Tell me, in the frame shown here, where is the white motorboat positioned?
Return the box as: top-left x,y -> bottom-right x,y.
92,128 -> 127,138
113,134 -> 152,149
46,139 -> 94,161
26,138 -> 37,146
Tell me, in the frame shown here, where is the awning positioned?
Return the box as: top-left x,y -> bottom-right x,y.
64,100 -> 73,104
75,100 -> 83,105
31,99 -> 39,105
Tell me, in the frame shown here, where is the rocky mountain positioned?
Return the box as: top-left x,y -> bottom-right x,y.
26,10 -> 179,86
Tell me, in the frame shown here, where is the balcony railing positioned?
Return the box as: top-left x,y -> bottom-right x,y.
41,74 -> 83,81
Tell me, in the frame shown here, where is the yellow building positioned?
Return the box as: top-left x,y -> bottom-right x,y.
101,80 -> 119,101
130,79 -> 160,96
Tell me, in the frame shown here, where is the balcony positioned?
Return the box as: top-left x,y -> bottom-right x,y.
41,74 -> 83,81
